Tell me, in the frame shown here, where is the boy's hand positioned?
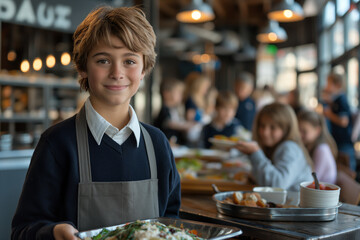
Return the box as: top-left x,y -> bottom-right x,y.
234,140 -> 260,155
53,223 -> 78,240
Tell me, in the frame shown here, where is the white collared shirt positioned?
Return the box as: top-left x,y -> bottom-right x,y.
84,98 -> 141,147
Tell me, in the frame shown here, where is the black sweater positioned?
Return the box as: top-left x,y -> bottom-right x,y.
11,115 -> 181,240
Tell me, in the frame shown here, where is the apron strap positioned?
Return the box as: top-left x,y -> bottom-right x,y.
140,124 -> 157,179
76,106 -> 92,183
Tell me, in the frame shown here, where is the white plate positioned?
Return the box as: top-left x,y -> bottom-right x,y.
209,138 -> 237,149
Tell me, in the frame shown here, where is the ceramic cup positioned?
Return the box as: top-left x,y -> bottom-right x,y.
300,181 -> 340,208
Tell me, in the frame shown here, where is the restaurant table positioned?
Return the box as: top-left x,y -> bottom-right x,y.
179,194 -> 360,239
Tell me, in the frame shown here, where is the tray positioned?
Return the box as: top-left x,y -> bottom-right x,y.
75,217 -> 242,240
213,191 -> 342,222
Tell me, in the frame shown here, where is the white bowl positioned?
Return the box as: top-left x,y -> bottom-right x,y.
253,187 -> 287,204
300,181 -> 340,208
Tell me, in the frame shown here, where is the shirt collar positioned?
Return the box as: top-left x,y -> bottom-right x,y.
84,98 -> 141,147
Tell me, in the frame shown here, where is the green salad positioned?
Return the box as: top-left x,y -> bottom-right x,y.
86,220 -> 203,240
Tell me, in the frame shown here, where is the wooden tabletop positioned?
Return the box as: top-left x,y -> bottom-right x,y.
180,194 -> 360,239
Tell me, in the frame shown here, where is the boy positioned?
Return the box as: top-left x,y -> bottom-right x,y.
12,6 -> 181,239
202,91 -> 241,149
322,72 -> 356,171
153,78 -> 195,145
234,72 -> 256,131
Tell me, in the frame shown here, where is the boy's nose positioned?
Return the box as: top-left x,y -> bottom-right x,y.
110,64 -> 124,80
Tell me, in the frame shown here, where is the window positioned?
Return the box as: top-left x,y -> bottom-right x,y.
299,72 -> 318,108
348,57 -> 359,108
332,20 -> 345,58
296,44 -> 317,71
337,0 -> 350,16
345,8 -> 360,49
323,1 -> 336,28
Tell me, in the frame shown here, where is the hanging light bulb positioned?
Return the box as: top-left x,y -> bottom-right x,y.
20,60 -> 30,73
176,0 -> 215,23
33,58 -> 42,71
268,0 -> 304,22
46,54 -> 56,68
256,21 -> 288,43
7,51 -> 17,61
61,52 -> 71,66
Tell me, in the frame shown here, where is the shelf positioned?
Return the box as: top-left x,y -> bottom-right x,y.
0,115 -> 46,123
0,74 -> 79,89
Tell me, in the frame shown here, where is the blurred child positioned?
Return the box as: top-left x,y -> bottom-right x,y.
234,72 -> 256,131
183,72 -> 212,146
184,72 -> 211,123
298,109 -> 337,184
322,72 -> 356,171
202,91 -> 241,149
234,102 -> 313,191
153,78 -> 195,145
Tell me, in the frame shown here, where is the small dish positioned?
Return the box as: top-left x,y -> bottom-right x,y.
299,181 -> 341,208
253,187 -> 287,204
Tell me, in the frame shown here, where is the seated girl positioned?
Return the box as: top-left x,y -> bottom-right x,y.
298,109 -> 337,184
234,102 -> 313,191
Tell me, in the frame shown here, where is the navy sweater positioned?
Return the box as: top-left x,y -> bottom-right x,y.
11,115 -> 181,240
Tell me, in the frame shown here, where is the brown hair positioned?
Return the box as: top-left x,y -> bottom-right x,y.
297,109 -> 338,159
253,102 -> 312,166
234,71 -> 254,86
327,72 -> 344,88
215,91 -> 238,110
160,78 -> 184,95
73,6 -> 156,91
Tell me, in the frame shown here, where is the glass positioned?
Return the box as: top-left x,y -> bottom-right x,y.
296,44 -> 317,71
332,20 -> 345,58
320,31 -> 331,63
345,8 -> 360,49
323,1 -> 336,28
275,69 -> 297,92
348,57 -> 359,108
319,64 -> 331,90
298,72 -> 318,108
337,0 -> 350,16
276,48 -> 296,69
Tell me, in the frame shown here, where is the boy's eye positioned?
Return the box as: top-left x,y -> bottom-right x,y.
125,59 -> 136,65
97,59 -> 109,64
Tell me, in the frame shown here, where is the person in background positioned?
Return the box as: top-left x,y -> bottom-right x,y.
153,78 -> 195,145
298,109 -> 337,184
183,72 -> 212,146
201,91 -> 241,149
234,71 -> 256,131
184,72 -> 212,123
234,102 -> 313,191
277,89 -> 305,116
12,6 -> 181,240
322,72 -> 356,171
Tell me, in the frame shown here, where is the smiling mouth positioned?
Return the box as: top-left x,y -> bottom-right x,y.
105,85 -> 129,91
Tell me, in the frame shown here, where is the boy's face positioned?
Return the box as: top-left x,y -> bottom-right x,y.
80,35 -> 145,109
235,82 -> 253,100
217,106 -> 236,125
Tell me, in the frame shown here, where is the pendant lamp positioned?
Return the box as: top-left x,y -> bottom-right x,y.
176,0 -> 215,23
256,21 -> 288,43
268,0 -> 304,22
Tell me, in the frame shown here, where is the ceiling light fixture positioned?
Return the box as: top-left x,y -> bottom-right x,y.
176,0 -> 215,23
256,21 -> 288,43
268,0 -> 304,22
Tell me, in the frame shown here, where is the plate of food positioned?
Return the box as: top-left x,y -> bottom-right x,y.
75,217 -> 242,240
213,191 -> 341,221
208,135 -> 240,149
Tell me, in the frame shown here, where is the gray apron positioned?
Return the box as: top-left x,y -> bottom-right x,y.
75,106 -> 159,231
